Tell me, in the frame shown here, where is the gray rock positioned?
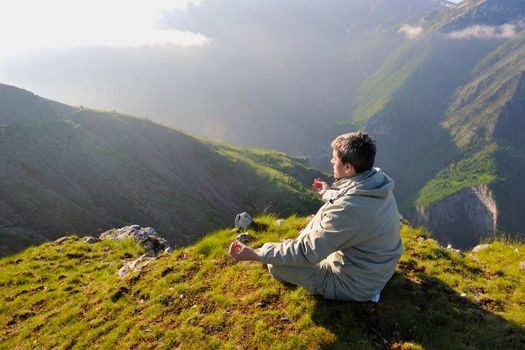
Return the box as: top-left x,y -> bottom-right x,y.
99,225 -> 171,256
275,219 -> 284,226
235,212 -> 252,229
117,262 -> 132,278
446,244 -> 462,255
54,237 -> 76,244
520,261 -> 525,271
236,233 -> 251,244
117,254 -> 156,278
141,227 -> 157,236
472,244 -> 490,253
413,185 -> 497,249
82,236 -> 99,244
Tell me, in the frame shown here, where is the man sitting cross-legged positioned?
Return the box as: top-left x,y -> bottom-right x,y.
229,131 -> 403,302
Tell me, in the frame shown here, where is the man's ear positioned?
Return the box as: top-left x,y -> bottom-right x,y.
344,163 -> 355,176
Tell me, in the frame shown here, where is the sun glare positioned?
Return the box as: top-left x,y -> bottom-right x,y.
0,0 -> 208,55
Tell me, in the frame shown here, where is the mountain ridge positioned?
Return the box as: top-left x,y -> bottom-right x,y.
0,83 -> 326,257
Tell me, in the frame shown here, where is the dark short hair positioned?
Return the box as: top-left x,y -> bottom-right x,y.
331,131 -> 376,173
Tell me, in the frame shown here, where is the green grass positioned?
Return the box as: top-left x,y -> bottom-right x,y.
415,145 -> 498,208
1,216 -> 524,349
206,142 -> 325,215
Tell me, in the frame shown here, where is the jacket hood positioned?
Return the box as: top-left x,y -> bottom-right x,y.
331,167 -> 394,198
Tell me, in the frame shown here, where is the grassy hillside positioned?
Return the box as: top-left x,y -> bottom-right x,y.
0,84 -> 74,126
352,38 -> 430,125
415,144 -> 497,208
0,84 -> 326,256
1,216 -> 524,349
443,29 -> 525,148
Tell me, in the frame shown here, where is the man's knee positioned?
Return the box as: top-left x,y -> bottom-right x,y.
266,264 -> 289,284
266,264 -> 295,287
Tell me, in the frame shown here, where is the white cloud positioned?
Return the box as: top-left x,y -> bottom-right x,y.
397,24 -> 423,39
0,0 -> 209,55
447,24 -> 517,40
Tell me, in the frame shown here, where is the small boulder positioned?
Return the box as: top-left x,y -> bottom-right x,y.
275,219 -> 284,226
117,254 -> 156,278
400,215 -> 410,225
235,212 -> 252,230
82,236 -> 99,244
236,233 -> 251,244
54,237 -> 76,244
520,261 -> 525,271
446,244 -> 462,255
472,244 -> 490,253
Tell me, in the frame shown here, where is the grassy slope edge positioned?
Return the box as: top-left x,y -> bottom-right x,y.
415,144 -> 497,209
1,216 -> 524,349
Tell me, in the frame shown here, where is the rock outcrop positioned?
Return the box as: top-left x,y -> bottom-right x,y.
414,185 -> 497,249
97,225 -> 172,278
99,224 -> 171,257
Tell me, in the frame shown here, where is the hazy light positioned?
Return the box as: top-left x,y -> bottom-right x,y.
0,0 -> 209,55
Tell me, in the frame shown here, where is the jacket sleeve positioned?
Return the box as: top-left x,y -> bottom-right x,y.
321,189 -> 338,203
258,202 -> 362,266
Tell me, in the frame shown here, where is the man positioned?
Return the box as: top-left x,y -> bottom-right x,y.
229,131 -> 403,302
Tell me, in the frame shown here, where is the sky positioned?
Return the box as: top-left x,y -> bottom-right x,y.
0,0 -> 208,55
0,0 -> 446,152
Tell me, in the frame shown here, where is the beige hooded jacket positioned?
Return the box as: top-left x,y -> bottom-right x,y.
258,168 -> 403,301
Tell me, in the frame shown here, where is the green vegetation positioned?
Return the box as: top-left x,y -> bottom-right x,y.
352,40 -> 429,124
209,142 -> 326,213
415,145 -> 497,208
1,216 -> 524,349
0,103 -> 326,256
443,29 -> 525,148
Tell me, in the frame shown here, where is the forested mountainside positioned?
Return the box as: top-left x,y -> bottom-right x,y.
297,0 -> 525,248
0,83 -> 325,256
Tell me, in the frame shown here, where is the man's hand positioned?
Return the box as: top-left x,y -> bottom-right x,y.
229,241 -> 262,262
312,178 -> 330,195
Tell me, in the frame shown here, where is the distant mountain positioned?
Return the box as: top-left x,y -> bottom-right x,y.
299,0 -> 525,248
0,84 -> 75,126
0,83 -> 326,256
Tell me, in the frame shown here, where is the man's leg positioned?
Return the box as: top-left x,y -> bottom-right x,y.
266,257 -> 364,301
266,261 -> 331,296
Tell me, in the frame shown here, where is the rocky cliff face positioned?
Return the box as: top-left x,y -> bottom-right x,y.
414,185 -> 497,249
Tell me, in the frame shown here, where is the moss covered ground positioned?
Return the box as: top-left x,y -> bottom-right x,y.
1,216 -> 524,349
